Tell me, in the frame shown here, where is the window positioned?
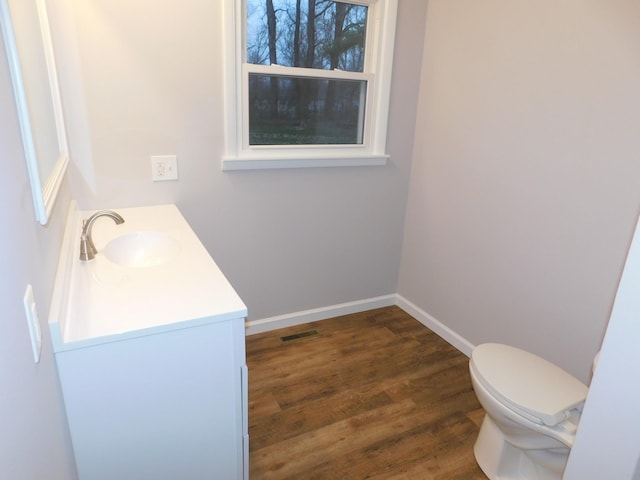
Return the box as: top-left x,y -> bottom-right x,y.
222,0 -> 398,170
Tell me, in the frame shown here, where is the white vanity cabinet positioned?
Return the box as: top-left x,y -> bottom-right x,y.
49,205 -> 249,480
55,316 -> 248,480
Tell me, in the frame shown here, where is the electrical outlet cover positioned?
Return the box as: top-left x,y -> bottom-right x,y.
151,155 -> 178,181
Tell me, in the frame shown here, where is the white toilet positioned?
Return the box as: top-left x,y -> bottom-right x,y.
469,343 -> 589,480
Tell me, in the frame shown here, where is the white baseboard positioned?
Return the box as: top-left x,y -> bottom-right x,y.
245,293 -> 475,357
245,294 -> 397,335
394,295 -> 475,357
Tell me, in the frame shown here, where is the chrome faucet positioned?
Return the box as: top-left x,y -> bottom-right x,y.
79,210 -> 125,261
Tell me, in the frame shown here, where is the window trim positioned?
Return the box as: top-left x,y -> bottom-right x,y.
222,0 -> 398,171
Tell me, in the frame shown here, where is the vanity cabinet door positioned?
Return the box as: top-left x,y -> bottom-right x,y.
55,318 -> 247,480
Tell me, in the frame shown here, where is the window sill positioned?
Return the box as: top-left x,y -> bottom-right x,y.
221,154 -> 389,171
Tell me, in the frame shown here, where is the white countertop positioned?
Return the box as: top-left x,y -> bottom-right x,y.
49,204 -> 247,351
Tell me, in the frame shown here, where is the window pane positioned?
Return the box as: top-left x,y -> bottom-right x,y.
246,0 -> 367,72
248,74 -> 366,145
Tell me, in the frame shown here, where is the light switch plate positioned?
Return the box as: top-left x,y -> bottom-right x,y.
23,284 -> 42,364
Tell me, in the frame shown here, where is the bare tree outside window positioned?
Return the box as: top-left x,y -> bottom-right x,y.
246,0 -> 368,145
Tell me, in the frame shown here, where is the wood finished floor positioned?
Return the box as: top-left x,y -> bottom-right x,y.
246,306 -> 488,479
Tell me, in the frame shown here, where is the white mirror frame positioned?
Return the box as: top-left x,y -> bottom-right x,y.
0,0 -> 68,225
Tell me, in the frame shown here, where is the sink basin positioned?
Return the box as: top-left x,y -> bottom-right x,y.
102,231 -> 180,267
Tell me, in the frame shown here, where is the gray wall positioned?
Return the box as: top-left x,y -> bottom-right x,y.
53,0 -> 428,322
0,32 -> 77,479
398,0 -> 640,383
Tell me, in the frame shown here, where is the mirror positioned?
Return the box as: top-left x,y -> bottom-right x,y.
0,0 -> 68,225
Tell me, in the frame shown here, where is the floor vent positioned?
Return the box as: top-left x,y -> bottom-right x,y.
280,330 -> 319,343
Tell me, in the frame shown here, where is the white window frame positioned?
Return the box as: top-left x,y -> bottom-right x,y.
222,0 -> 398,171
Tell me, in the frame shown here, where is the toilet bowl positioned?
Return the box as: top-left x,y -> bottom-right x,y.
469,343 -> 588,480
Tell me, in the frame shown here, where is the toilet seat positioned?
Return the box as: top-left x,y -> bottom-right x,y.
470,343 -> 588,427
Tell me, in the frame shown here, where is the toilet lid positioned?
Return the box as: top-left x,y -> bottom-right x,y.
471,343 -> 588,426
